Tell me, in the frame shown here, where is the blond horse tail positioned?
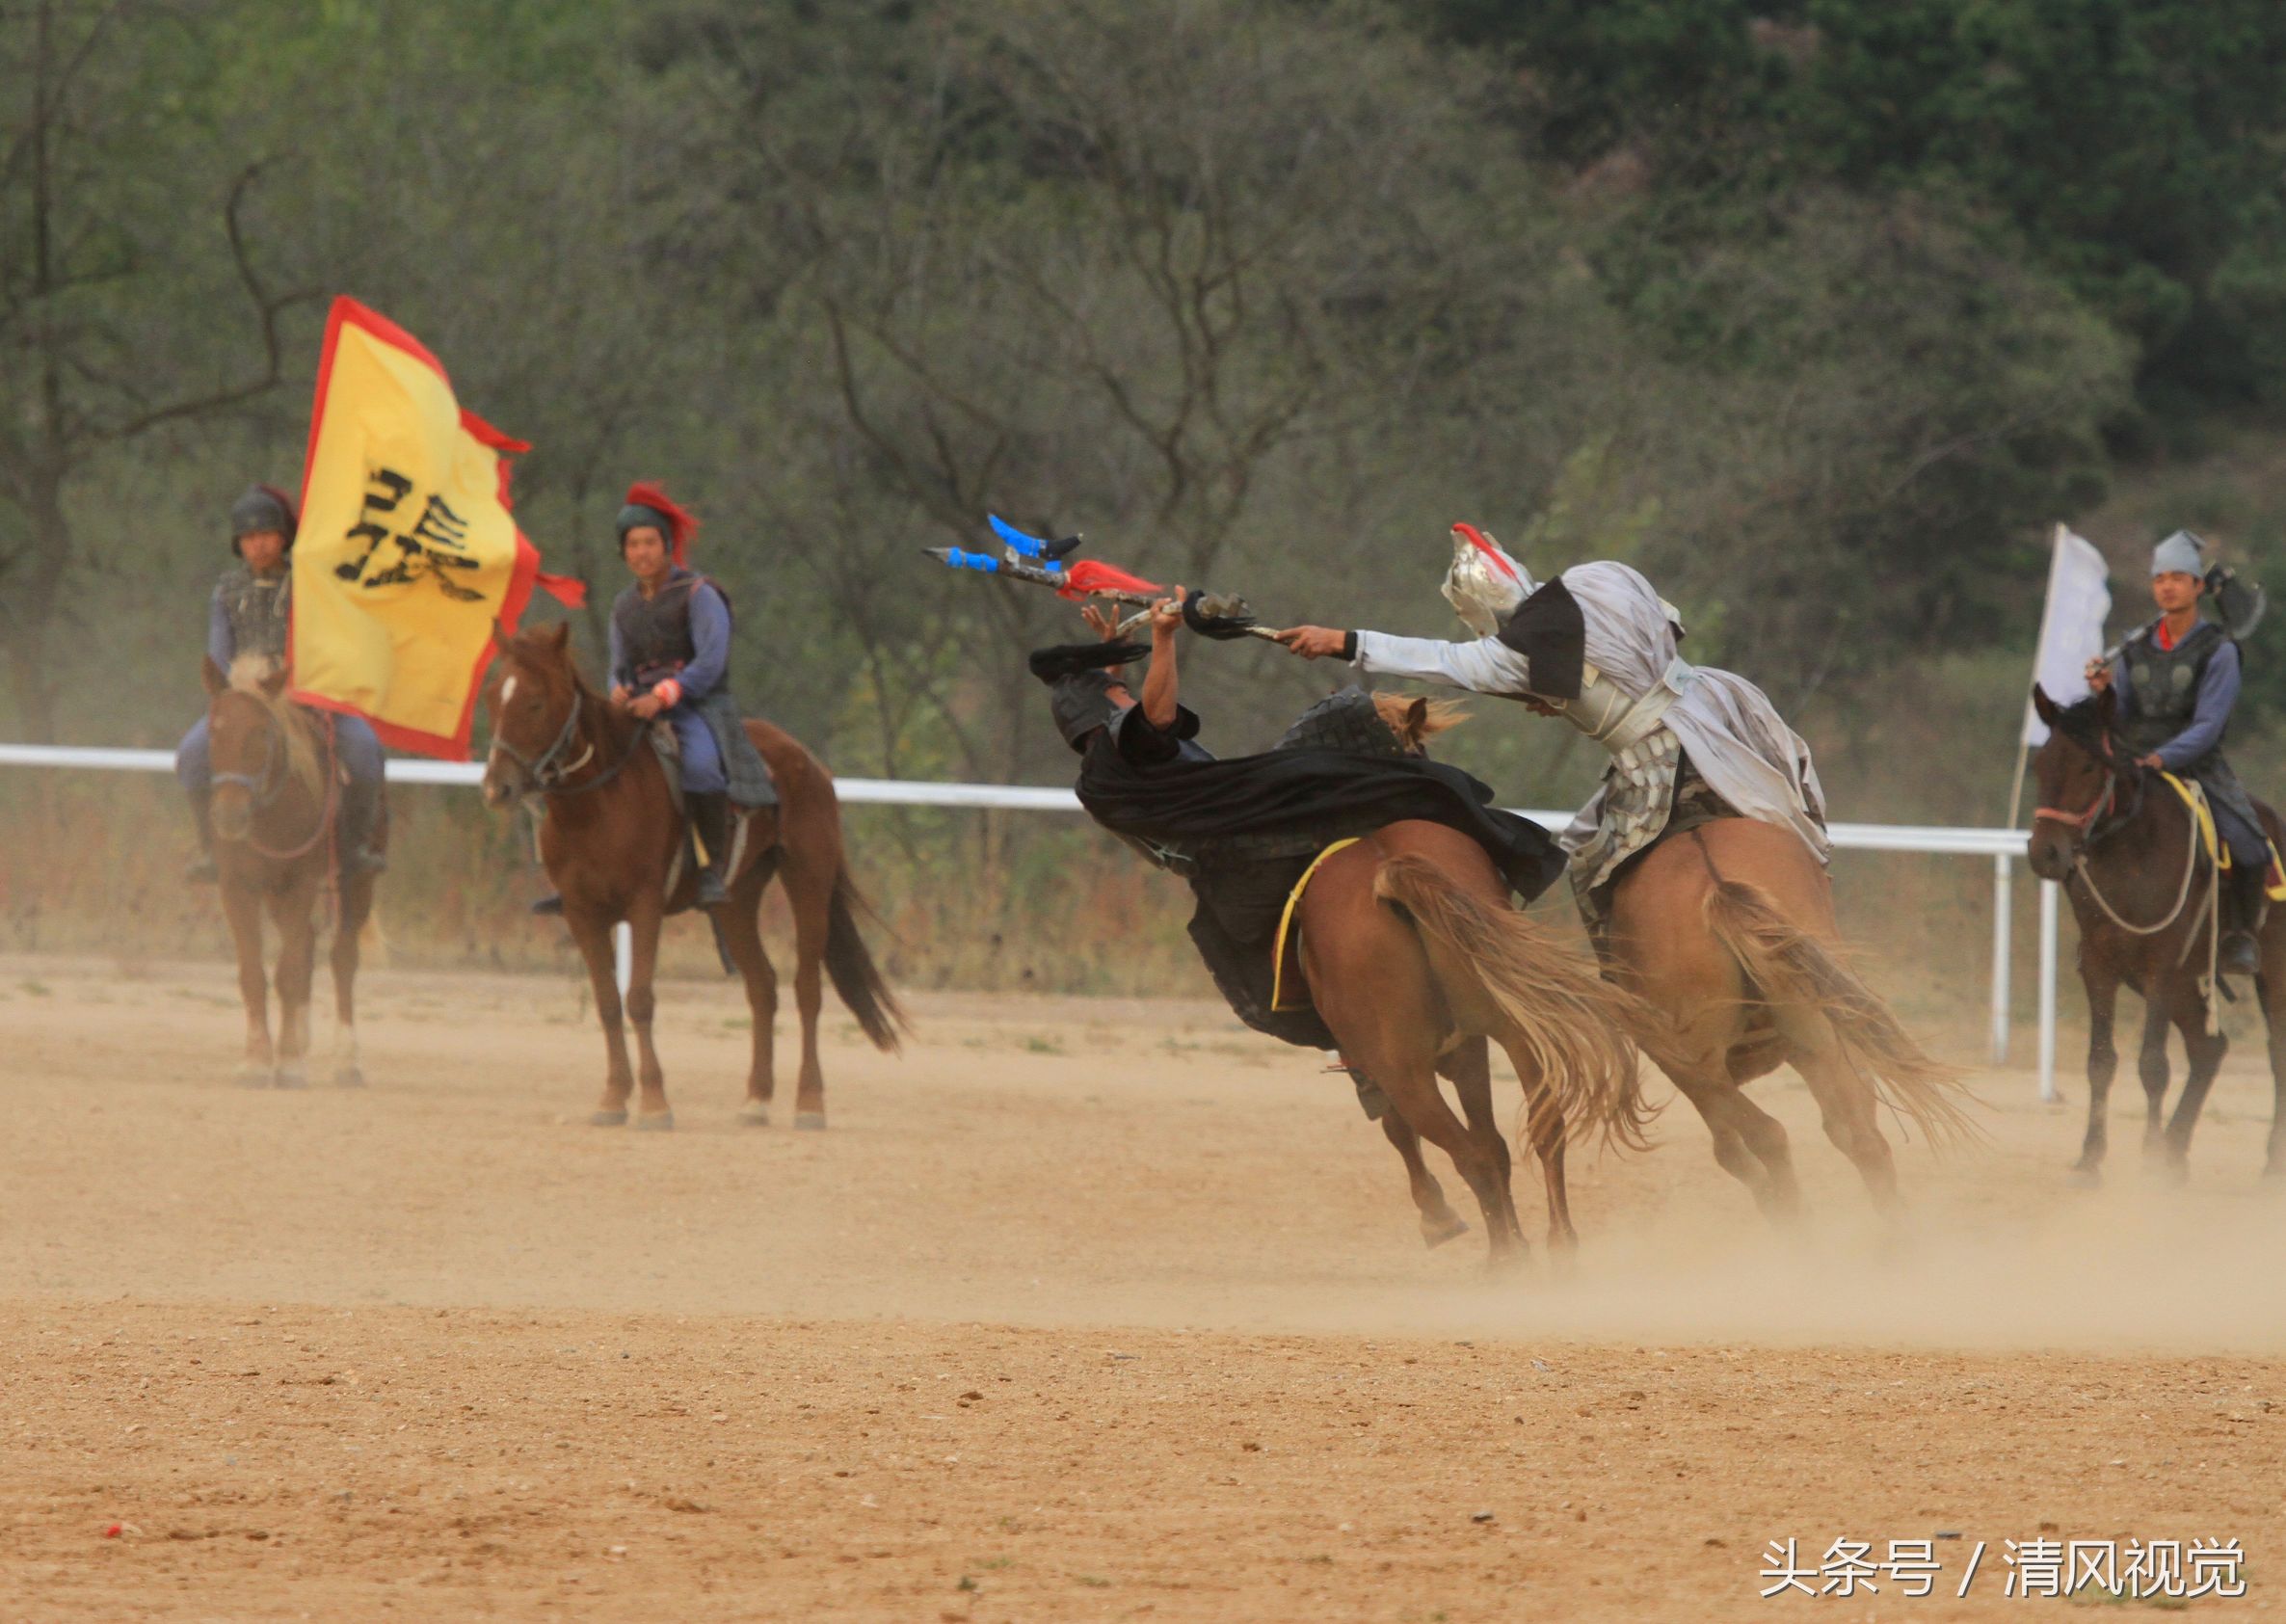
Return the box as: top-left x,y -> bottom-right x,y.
1372,854 -> 1652,1152
1700,877 -> 1981,1151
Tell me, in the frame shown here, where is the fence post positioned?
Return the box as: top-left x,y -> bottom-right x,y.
1990,852 -> 2012,1065
2038,878 -> 2060,1104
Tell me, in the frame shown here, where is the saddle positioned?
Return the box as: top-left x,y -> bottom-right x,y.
2157,772 -> 2286,900
646,723 -> 775,912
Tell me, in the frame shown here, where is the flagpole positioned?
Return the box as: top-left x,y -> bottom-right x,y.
2006,522 -> 2068,832
1994,523 -> 2066,1067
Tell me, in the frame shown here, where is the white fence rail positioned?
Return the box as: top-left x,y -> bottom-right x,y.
0,742 -> 2061,1097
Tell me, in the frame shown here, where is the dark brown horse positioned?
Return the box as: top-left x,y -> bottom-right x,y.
478,623 -> 904,1129
1292,819 -> 1649,1265
2028,684 -> 2286,1181
200,655 -> 383,1088
1600,817 -> 1975,1220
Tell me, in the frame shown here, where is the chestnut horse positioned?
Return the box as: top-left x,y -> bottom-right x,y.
1600,817 -> 1975,1219
2028,684 -> 2286,1182
478,623 -> 904,1129
199,655 -> 383,1088
1292,819 -> 1648,1265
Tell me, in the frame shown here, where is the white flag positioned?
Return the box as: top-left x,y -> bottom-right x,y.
2022,524 -> 2112,747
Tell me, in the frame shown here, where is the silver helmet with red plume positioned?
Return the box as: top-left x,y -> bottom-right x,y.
1440,522 -> 1535,637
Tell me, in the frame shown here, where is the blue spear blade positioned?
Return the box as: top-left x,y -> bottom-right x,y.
987,513 -> 1064,572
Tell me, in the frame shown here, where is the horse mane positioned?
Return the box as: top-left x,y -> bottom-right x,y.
1373,692 -> 1469,753
226,655 -> 323,798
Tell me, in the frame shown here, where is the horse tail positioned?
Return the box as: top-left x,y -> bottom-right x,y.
826,867 -> 907,1053
1699,875 -> 1981,1151
1372,854 -> 1652,1152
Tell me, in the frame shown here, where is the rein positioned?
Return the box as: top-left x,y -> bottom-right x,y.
497,685 -> 649,800
215,701 -> 338,864
2038,732 -> 2206,939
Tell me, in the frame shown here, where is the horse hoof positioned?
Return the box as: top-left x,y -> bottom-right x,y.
235,1064 -> 272,1089
2065,1165 -> 2102,1189
794,1110 -> 828,1131
334,1065 -> 365,1089
736,1103 -> 771,1128
634,1111 -> 676,1132
273,1064 -> 308,1090
589,1109 -> 628,1128
1420,1213 -> 1472,1250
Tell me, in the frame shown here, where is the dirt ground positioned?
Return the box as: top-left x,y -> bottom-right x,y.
3,952 -> 2284,1621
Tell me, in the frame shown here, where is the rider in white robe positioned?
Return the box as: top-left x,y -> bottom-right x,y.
1275,527 -> 1828,920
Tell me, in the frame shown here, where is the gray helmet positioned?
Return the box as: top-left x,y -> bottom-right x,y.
1048,671 -> 1125,751
1029,641 -> 1149,753
2151,529 -> 2207,578
228,484 -> 297,556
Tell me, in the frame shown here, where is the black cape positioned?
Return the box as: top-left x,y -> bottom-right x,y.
1075,733 -> 1568,903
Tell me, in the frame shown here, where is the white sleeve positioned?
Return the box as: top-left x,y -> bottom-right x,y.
1352,629 -> 1534,698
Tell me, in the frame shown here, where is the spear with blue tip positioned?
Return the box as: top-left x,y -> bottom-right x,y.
924,515 -> 1276,640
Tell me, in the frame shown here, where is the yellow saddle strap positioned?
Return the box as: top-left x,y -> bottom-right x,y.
1270,838 -> 1364,1013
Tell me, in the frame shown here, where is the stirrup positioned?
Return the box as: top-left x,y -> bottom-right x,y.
696,870 -> 730,909
2221,933 -> 2262,977
529,894 -> 565,918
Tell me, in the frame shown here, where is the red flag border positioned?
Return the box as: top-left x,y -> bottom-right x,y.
287,297 -> 567,761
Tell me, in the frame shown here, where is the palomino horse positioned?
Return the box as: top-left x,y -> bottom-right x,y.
200,655 -> 383,1088
1601,817 -> 1974,1219
2028,684 -> 2286,1181
478,623 -> 904,1129
1292,818 -> 1648,1265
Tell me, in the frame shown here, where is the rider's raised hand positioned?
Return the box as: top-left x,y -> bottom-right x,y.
2084,659 -> 2113,693
1274,626 -> 1347,660
1081,602 -> 1122,643
1150,588 -> 1186,641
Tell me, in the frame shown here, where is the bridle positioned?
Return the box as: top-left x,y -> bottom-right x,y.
211,694 -> 291,811
490,675 -> 646,799
2033,728 -> 2139,848
210,692 -> 337,863
2034,726 -> 2204,939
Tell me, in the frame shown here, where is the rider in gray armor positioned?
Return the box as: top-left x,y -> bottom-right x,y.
174,486 -> 386,881
2087,529 -> 2271,976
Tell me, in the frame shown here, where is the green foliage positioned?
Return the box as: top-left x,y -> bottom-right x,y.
0,0 -> 2264,857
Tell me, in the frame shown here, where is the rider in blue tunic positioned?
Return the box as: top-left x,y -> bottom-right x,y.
603,482 -> 775,909
2088,529 -> 2272,976
175,485 -> 385,880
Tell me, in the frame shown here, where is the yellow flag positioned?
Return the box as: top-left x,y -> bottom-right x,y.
289,298 -> 582,759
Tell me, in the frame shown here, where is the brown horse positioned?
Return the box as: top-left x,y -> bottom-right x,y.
1599,817 -> 1975,1220
478,623 -> 904,1129
200,655 -> 383,1088
1291,819 -> 1649,1265
2028,684 -> 2286,1182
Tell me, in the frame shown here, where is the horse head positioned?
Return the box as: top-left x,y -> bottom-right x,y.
481,621 -> 583,807
201,654 -> 317,841
2028,682 -> 2124,881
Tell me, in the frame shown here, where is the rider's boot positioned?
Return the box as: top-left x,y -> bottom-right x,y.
184,785 -> 218,883
691,791 -> 732,910
336,775 -> 388,876
2222,859 -> 2268,978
